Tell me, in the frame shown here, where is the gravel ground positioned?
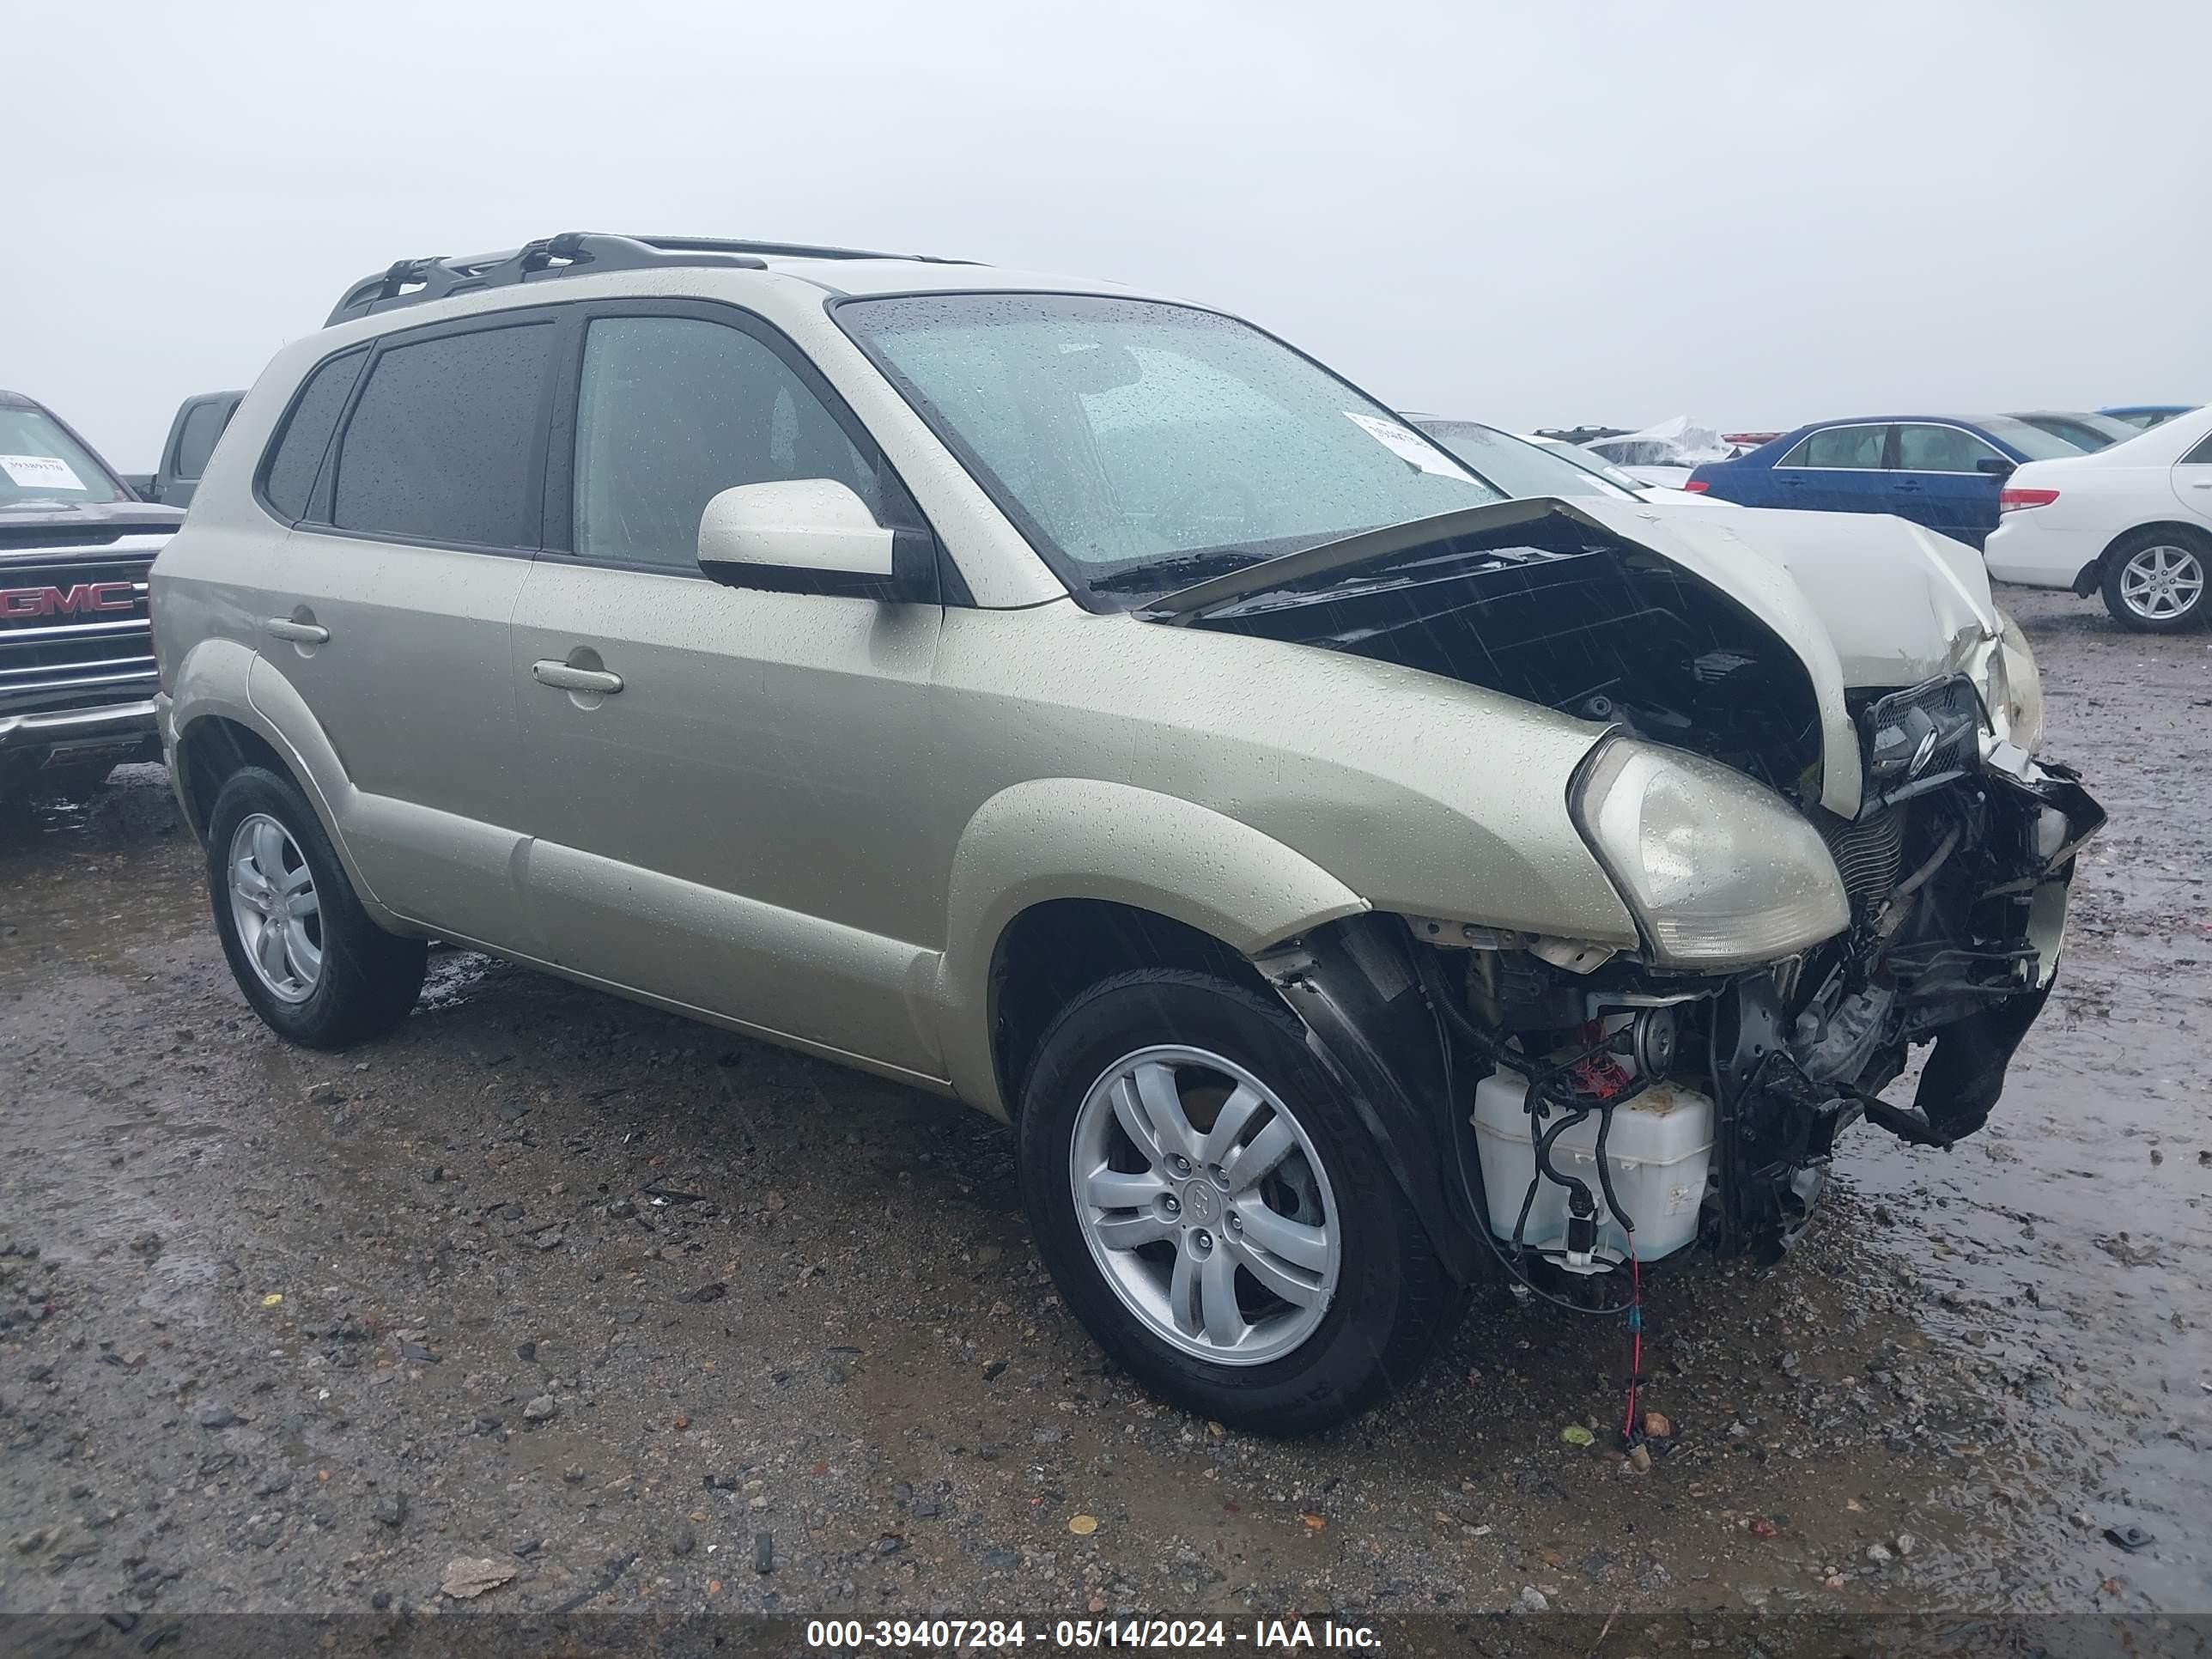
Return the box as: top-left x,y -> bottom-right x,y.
2,585 -> 2207,1623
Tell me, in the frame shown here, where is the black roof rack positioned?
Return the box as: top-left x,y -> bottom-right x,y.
325,231 -> 981,327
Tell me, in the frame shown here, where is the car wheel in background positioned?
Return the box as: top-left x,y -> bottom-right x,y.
1016,968 -> 1464,1434
2100,527 -> 2209,633
205,765 -> 428,1048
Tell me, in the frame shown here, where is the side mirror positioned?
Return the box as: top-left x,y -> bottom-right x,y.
696,479 -> 933,601
119,472 -> 157,500
1975,456 -> 2015,477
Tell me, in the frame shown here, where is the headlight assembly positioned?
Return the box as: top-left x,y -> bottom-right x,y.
1571,738 -> 1849,969
1993,610 -> 2045,754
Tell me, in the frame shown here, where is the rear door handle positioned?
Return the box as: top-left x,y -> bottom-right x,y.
1891,481 -> 1923,493
264,618 -> 330,644
532,659 -> 624,695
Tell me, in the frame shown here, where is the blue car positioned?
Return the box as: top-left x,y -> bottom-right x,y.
2100,404 -> 2199,430
1685,415 -> 2087,547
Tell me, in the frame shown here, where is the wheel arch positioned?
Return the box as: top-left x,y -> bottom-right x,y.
174,712 -> 289,839
2096,518 -> 2212,568
936,778 -> 1369,1117
171,658 -> 392,922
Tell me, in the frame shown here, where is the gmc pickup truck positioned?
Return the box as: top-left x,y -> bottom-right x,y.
1,388 -> 179,804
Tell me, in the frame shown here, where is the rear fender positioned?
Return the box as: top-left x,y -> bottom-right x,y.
169,642 -> 393,925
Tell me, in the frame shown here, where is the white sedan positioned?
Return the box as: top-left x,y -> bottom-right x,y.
1984,404 -> 2212,631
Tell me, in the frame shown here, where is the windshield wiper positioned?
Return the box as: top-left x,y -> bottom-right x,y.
1086,550 -> 1267,594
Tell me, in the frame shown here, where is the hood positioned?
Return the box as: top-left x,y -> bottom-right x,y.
1146,497 -> 2007,820
1604,501 -> 2002,688
0,498 -> 185,539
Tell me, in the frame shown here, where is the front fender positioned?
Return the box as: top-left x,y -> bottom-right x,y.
936,778 -> 1368,1114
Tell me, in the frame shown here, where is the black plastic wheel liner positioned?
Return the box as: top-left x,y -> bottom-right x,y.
1254,915 -> 1485,1284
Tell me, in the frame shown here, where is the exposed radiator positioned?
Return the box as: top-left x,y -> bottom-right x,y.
1819,809 -> 1904,906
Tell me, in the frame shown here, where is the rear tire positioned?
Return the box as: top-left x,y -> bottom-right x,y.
205,766 -> 426,1048
1016,968 -> 1464,1434
2100,527 -> 2209,632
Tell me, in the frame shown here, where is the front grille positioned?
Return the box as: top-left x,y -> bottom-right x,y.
0,550 -> 159,719
1819,808 -> 1903,907
1858,674 -> 1984,810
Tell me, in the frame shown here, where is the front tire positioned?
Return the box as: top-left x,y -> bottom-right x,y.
1016,969 -> 1463,1434
205,765 -> 427,1048
2100,527 -> 2208,632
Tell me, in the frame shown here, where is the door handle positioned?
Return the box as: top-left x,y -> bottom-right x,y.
532,659 -> 624,695
264,618 -> 330,644
2190,479 -> 2212,489
1891,481 -> 1923,493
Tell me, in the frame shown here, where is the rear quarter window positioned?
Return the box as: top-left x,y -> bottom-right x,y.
261,349 -> 368,522
329,322 -> 555,548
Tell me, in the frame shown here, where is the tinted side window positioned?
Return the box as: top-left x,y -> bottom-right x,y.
263,349 -> 368,522
2181,433 -> 2212,466
333,323 -> 554,548
572,315 -> 878,569
1785,425 -> 1886,468
1895,423 -> 2001,473
173,400 -> 228,478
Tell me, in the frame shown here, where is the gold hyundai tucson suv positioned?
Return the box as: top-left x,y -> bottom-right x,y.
150,234 -> 2103,1433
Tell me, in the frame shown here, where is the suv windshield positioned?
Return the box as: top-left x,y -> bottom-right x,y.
1411,419 -> 1640,501
0,404 -> 124,506
836,294 -> 1501,601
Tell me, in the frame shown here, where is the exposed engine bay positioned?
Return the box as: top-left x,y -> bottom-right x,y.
1177,517 -> 1833,805
1430,749 -> 2100,1270
1259,748 -> 2103,1301
1212,508 -> 2106,1274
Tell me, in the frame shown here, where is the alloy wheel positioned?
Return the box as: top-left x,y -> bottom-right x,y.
228,812 -> 323,1003
2118,543 -> 2204,623
1068,1045 -> 1340,1366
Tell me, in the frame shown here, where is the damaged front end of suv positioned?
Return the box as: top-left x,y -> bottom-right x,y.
1148,495 -> 2104,1273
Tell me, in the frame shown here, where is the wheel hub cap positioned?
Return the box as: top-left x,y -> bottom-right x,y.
1068,1045 -> 1340,1367
227,813 -> 323,1004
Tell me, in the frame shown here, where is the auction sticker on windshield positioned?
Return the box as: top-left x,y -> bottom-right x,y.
0,454 -> 88,490
1341,411 -> 1477,481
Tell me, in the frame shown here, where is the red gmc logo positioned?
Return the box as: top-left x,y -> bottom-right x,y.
0,581 -> 137,621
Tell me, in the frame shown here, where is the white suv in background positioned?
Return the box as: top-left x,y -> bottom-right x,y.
1984,404 -> 2212,631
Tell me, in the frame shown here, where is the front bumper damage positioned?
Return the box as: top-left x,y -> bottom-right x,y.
1257,747 -> 2106,1280
1707,749 -> 2102,1258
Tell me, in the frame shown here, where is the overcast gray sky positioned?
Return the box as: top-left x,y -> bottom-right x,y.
14,0 -> 2208,468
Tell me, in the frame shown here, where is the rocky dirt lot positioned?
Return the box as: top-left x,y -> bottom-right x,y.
2,586 -> 2207,1626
